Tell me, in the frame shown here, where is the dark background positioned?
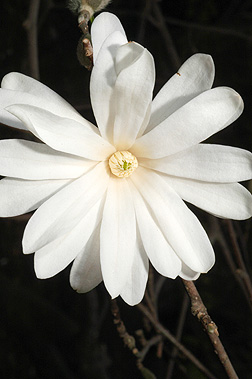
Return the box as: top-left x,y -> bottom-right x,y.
0,1 -> 252,378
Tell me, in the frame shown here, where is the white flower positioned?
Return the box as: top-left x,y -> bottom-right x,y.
0,12 -> 252,306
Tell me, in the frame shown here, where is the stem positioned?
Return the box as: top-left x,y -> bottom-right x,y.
182,280 -> 239,379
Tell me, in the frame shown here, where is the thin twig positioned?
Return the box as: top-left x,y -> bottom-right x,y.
137,303 -> 217,379
182,280 -> 239,379
23,0 -> 41,80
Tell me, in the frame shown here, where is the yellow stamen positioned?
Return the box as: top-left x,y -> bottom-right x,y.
109,151 -> 138,178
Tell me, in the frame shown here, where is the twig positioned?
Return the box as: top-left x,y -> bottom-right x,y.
137,303 -> 217,379
23,0 -> 41,80
182,280 -> 239,379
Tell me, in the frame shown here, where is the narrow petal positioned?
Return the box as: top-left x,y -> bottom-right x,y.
131,87 -> 243,159
179,263 -> 200,281
1,73 -> 85,124
23,162 -> 109,254
6,104 -> 115,160
131,168 -> 215,273
0,177 -> 70,217
162,175 -> 252,220
120,231 -> 149,306
34,198 -> 104,279
100,177 -> 136,299
112,43 -> 155,150
90,31 -> 128,143
91,12 -> 127,64
146,54 -> 215,133
139,144 -> 252,183
70,225 -> 102,293
129,180 -> 181,278
0,139 -> 96,180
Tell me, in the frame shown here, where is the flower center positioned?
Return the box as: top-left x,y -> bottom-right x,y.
108,151 -> 138,178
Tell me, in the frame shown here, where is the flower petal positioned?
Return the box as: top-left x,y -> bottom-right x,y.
162,175 -> 252,220
0,177 -> 70,217
139,144 -> 252,183
131,87 -> 243,159
119,230 -> 149,306
70,225 -> 102,293
91,12 -> 127,64
112,43 -> 155,150
146,54 -> 215,133
6,104 -> 115,160
0,139 -> 96,180
34,198 -> 104,279
23,162 -> 109,254
129,180 -> 181,278
1,72 -> 85,124
100,177 -> 136,299
90,30 -> 127,143
179,263 -> 200,281
131,167 -> 215,273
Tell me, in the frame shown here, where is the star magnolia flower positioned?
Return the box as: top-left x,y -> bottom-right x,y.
0,13 -> 252,306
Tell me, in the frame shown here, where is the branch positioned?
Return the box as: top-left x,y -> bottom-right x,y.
182,280 -> 239,379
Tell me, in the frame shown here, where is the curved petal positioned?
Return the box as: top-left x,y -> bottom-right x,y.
139,144 -> 252,183
23,162 -> 109,254
131,87 -> 244,159
119,230 -> 149,306
91,12 -> 127,64
129,180 -> 181,278
162,175 -> 252,220
34,198 -> 104,279
70,224 -> 102,293
1,72 -> 85,124
0,177 -> 70,217
6,104 -> 115,161
100,177 -> 136,299
146,54 -> 215,133
90,31 -> 128,143
0,139 -> 97,180
112,43 -> 155,150
179,263 -> 200,281
131,167 -> 215,273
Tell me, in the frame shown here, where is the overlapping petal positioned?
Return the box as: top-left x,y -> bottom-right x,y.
34,199 -> 104,279
131,87 -> 244,159
6,104 -> 115,160
100,177 -> 136,298
162,175 -> 252,220
23,162 -> 109,254
0,139 -> 96,180
146,53 -> 215,133
179,263 -> 200,281
0,177 -> 70,217
70,225 -> 102,293
139,144 -> 252,183
131,167 -> 215,273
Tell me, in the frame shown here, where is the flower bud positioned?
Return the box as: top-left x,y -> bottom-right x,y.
68,0 -> 111,21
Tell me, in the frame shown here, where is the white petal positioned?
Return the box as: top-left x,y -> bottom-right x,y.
129,180 -> 181,278
162,175 -> 252,220
34,198 -> 104,279
0,177 -> 70,217
91,12 -> 127,64
120,231 -> 149,306
1,73 -> 85,125
6,104 -> 115,160
146,54 -> 215,133
90,30 -> 127,143
70,225 -> 102,293
179,263 -> 200,281
131,167 -> 215,273
131,87 -> 244,159
100,177 -> 136,299
23,162 -> 109,254
112,43 -> 155,150
0,139 -> 96,180
139,144 -> 252,183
